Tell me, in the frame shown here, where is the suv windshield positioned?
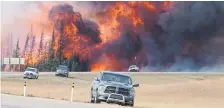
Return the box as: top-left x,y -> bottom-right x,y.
101,73 -> 132,85
25,68 -> 36,72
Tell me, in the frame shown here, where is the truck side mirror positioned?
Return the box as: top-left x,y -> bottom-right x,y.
133,84 -> 139,87
94,77 -> 100,82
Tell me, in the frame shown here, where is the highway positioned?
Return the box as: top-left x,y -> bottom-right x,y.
1,72 -> 131,108
1,94 -> 128,108
1,72 -> 54,77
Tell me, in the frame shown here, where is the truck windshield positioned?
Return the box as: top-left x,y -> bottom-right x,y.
25,68 -> 36,72
58,66 -> 68,70
101,73 -> 132,85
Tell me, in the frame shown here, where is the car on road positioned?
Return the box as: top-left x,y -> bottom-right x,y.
128,65 -> 139,72
55,65 -> 69,77
90,72 -> 139,107
23,67 -> 39,79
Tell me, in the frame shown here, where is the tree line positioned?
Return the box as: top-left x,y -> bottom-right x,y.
3,25 -> 90,72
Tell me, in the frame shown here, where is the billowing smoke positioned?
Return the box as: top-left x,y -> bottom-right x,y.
48,2 -> 224,72
4,1 -> 224,72
156,1 -> 224,71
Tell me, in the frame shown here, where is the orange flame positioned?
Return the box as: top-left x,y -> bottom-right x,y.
14,2 -> 173,71
91,54 -> 123,72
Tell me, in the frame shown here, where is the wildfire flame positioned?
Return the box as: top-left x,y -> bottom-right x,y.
11,1 -> 173,71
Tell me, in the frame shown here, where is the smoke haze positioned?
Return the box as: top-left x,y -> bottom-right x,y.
2,1 -> 224,72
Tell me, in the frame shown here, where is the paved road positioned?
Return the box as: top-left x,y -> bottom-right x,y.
1,72 -> 54,77
1,94 -> 128,108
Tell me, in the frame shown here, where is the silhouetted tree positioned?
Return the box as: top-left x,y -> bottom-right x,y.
57,21 -> 65,64
12,38 -> 20,71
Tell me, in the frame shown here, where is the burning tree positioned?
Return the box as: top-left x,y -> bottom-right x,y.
38,30 -> 44,61
29,34 -> 36,67
12,38 -> 20,71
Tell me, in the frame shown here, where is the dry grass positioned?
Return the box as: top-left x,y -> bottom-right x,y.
1,72 -> 224,108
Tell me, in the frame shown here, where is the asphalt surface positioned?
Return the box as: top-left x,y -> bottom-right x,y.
1,72 -> 54,77
1,94 -> 128,108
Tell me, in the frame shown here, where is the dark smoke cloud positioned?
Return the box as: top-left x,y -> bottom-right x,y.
47,2 -> 224,72
156,1 -> 224,71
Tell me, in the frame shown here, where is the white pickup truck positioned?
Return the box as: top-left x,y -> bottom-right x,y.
128,65 -> 139,72
23,67 -> 39,79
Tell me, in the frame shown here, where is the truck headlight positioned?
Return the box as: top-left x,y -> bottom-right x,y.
98,85 -> 106,91
129,89 -> 135,96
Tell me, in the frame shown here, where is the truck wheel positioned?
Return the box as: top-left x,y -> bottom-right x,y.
129,101 -> 134,107
94,96 -> 100,103
94,93 -> 100,103
90,90 -> 94,103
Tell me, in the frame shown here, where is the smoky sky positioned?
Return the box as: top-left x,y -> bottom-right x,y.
156,1 -> 224,71
3,1 -> 224,72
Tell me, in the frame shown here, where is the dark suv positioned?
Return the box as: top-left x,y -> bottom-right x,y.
55,65 -> 69,77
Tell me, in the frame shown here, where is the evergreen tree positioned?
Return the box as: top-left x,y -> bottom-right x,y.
13,38 -> 20,58
30,35 -> 36,67
43,42 -> 48,63
38,30 -> 44,60
47,28 -> 59,71
69,54 -> 78,71
23,33 -> 30,70
36,30 -> 45,71
48,28 -> 55,62
23,33 -> 30,57
57,21 -> 65,64
12,39 -> 20,71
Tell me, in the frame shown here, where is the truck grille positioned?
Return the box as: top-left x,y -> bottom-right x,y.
104,86 -> 116,93
26,73 -> 33,75
104,86 -> 129,96
118,88 -> 129,96
109,94 -> 123,100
